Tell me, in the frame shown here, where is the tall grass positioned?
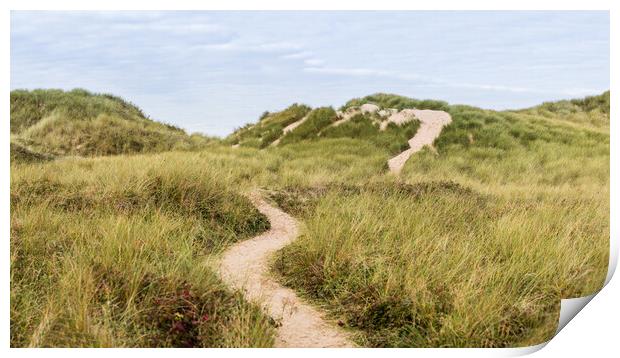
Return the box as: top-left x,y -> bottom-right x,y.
267,92 -> 609,347
279,107 -> 337,145
10,89 -> 213,158
342,93 -> 450,112
228,103 -> 311,148
321,113 -> 420,154
11,91 -> 609,347
271,182 -> 607,347
10,155 -> 274,347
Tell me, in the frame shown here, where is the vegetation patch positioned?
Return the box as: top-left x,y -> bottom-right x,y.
10,155 -> 274,347
228,104 -> 311,148
342,93 -> 450,112
10,89 -> 213,159
279,107 -> 338,145
10,90 -> 609,348
268,180 -> 484,218
321,113 -> 420,154
272,184 -> 605,347
10,141 -> 54,163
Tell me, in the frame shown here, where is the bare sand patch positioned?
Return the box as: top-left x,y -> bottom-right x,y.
271,113 -> 311,146
387,109 -> 452,174
218,191 -> 355,348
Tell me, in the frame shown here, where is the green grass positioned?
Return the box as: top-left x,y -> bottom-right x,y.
11,90 -> 610,347
267,92 -> 609,347
271,181 -> 607,347
228,103 -> 311,148
279,107 -> 337,145
342,93 -> 450,112
10,89 -> 214,158
10,155 -> 274,347
320,113 -> 420,154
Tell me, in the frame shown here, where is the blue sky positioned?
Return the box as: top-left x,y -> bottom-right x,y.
11,11 -> 609,136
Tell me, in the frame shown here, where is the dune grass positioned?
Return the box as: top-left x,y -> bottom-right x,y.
10,89 -> 213,158
10,91 -> 609,347
342,93 -> 450,112
271,180 -> 607,347
320,113 -> 421,155
10,141 -> 54,164
279,107 -> 337,145
227,103 -> 311,148
10,155 -> 274,347
267,93 -> 609,347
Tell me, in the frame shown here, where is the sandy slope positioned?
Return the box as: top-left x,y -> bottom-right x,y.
218,191 -> 355,348
379,109 -> 418,130
332,103 -> 382,128
271,113 -> 311,146
387,109 -> 452,174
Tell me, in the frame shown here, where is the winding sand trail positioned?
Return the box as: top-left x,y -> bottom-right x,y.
218,191 -> 355,348
387,109 -> 452,174
271,113 -> 311,146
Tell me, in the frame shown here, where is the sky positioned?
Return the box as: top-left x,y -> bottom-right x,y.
11,11 -> 609,136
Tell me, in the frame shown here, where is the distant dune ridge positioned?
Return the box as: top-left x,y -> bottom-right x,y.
10,88 -> 213,161
10,88 -> 609,163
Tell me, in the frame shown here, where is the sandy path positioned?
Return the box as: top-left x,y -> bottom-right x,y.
332,104 -> 382,127
271,113 -> 311,146
387,109 -> 452,174
331,113 -> 355,128
218,191 -> 355,348
380,109 -> 418,130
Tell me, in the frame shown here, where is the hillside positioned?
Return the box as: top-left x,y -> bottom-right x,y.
10,89 -> 212,160
11,90 -> 609,348
227,91 -> 610,347
228,92 -> 609,154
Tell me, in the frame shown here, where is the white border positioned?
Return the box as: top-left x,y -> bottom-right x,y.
2,1 -> 616,357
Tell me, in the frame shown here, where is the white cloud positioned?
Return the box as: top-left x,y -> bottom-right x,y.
281,51 -> 313,60
303,59 -> 325,66
196,41 -> 302,53
304,67 -> 389,77
113,22 -> 225,35
254,42 -> 302,51
304,66 -> 597,96
433,80 -> 602,96
303,66 -> 421,81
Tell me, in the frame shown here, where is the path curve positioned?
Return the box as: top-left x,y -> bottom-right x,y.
271,113 -> 311,146
218,191 -> 355,348
388,109 -> 452,174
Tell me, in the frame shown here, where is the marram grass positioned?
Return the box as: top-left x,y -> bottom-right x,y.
10,91 -> 609,347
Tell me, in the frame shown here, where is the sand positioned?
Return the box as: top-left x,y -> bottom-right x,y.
387,109 -> 452,174
218,191 -> 355,348
271,113 -> 311,146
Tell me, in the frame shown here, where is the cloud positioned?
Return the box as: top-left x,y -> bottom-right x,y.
304,66 -> 598,96
196,41 -> 303,53
10,11 -> 609,136
434,81 -> 603,96
281,51 -> 313,60
255,42 -> 302,51
303,59 -> 325,66
303,66 -> 422,81
113,22 -> 225,35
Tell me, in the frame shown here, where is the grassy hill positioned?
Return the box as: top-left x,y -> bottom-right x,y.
227,103 -> 311,148
10,89 -> 212,160
10,90 -> 609,348
271,92 -> 610,347
11,155 -> 274,347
